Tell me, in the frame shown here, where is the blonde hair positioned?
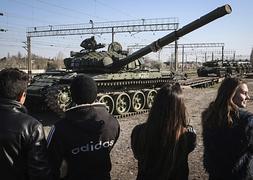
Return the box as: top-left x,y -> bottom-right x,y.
202,77 -> 245,128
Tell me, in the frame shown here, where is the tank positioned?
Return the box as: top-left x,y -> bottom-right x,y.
232,60 -> 253,75
197,60 -> 227,77
197,59 -> 252,77
25,4 -> 232,117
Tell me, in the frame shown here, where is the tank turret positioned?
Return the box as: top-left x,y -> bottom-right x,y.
64,37 -> 131,72
25,4 -> 232,118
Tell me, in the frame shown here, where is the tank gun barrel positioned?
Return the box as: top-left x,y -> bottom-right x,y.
109,4 -> 232,71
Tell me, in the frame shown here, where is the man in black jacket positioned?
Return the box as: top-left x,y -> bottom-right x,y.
0,68 -> 52,180
47,74 -> 120,180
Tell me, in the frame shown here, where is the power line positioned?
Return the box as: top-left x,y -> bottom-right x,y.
95,0 -> 137,19
34,0 -> 105,20
8,0 -> 93,23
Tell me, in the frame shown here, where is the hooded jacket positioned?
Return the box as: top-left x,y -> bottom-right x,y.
47,103 -> 120,180
0,97 -> 52,180
202,109 -> 253,180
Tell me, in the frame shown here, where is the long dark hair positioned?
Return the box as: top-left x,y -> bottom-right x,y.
202,77 -> 245,128
141,83 -> 189,179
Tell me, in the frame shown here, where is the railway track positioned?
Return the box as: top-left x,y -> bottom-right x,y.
180,76 -> 221,88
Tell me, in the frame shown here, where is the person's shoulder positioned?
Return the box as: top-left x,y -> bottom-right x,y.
134,123 -> 145,129
93,103 -> 118,121
90,103 -> 120,130
92,103 -> 111,114
132,123 -> 146,137
239,108 -> 253,121
15,112 -> 45,138
238,109 -> 253,128
17,111 -> 42,126
51,118 -> 70,133
131,123 -> 147,158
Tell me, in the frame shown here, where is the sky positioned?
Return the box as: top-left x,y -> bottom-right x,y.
0,0 -> 252,62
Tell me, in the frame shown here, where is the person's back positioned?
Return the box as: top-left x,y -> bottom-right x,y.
0,68 -> 52,180
131,83 -> 196,180
47,74 -> 120,180
132,124 -> 196,180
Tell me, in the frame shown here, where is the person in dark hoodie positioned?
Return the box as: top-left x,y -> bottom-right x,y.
0,68 -> 52,180
202,77 -> 253,179
47,74 -> 120,180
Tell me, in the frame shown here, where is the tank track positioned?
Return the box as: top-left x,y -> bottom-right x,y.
114,76 -> 221,119
43,76 -> 220,119
114,109 -> 149,119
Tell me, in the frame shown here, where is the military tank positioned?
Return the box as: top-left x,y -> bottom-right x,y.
197,60 -> 227,77
197,59 -> 252,77
25,4 -> 232,117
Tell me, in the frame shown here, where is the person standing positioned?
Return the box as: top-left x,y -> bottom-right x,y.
131,83 -> 196,180
202,77 -> 253,179
0,68 -> 52,180
47,74 -> 120,180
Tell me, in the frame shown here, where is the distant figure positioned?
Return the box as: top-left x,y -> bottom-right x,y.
47,74 -> 120,180
80,36 -> 105,51
0,68 -> 52,180
131,83 -> 196,180
202,77 -> 253,179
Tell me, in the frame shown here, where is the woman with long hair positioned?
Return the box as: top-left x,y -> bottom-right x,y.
202,77 -> 253,179
131,83 -> 196,180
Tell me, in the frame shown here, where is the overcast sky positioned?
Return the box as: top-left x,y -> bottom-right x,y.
0,0 -> 252,61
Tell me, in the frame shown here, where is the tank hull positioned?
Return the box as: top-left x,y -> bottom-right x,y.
25,70 -> 174,117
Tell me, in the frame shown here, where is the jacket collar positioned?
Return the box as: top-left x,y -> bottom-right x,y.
65,102 -> 105,112
0,97 -> 27,113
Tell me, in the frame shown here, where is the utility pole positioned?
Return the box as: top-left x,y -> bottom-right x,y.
182,45 -> 184,72
112,27 -> 114,42
23,39 -> 32,78
221,45 -> 224,63
174,40 -> 178,71
27,37 -> 32,78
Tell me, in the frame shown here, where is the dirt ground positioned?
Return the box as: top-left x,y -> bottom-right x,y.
109,78 -> 253,180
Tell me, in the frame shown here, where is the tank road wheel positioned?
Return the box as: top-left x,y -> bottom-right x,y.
114,92 -> 131,115
45,85 -> 72,117
145,89 -> 157,109
130,91 -> 146,112
98,95 -> 114,114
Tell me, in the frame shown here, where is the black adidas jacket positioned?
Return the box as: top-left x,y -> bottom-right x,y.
47,103 -> 120,180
